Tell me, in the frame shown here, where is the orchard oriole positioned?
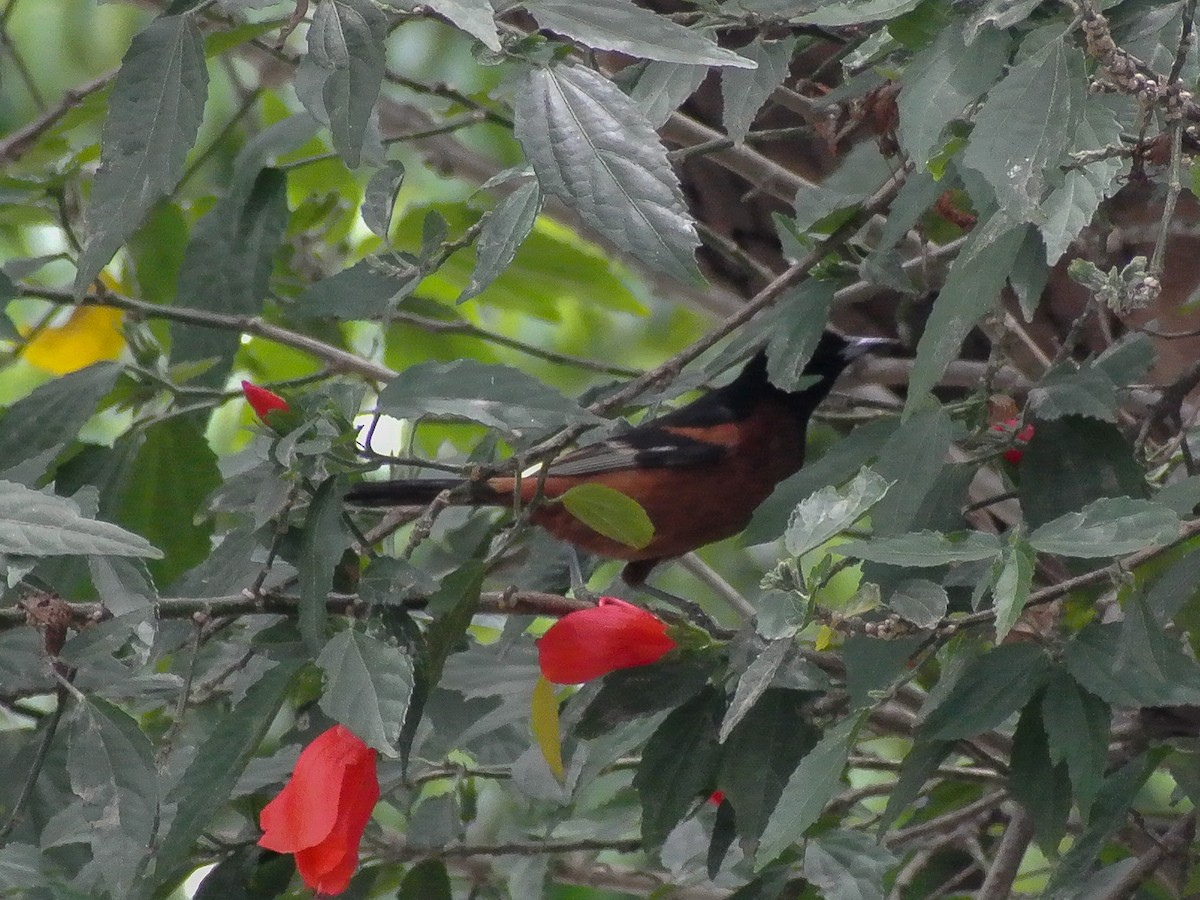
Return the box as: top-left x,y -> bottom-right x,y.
348,333 -> 886,584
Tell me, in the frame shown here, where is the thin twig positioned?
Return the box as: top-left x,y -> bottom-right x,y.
977,807 -> 1035,900
0,70 -> 114,164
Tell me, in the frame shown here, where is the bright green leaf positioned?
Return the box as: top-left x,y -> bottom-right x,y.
560,482 -> 654,550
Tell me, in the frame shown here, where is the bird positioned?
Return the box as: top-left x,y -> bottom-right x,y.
347,332 -> 887,585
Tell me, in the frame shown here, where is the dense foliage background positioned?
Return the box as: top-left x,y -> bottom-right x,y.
5,0 -> 1200,897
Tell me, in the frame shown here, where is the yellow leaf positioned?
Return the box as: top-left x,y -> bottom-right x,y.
815,624 -> 837,651
530,675 -> 564,782
22,306 -> 126,375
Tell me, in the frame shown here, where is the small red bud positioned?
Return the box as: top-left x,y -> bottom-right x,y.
241,380 -> 290,421
991,418 -> 1034,465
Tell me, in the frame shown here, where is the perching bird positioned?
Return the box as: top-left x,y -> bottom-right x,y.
348,333 -> 886,584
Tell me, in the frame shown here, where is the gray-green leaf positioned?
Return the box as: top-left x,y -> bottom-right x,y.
309,0 -> 387,168
74,16 -> 208,295
721,39 -> 796,144
785,467 -> 892,558
515,65 -> 700,281
319,629 -> 415,755
0,481 -> 162,558
1029,497 -> 1180,558
838,530 -> 1002,567
460,180 -> 543,302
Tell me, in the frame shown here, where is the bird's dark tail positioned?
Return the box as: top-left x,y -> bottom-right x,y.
345,477 -> 501,507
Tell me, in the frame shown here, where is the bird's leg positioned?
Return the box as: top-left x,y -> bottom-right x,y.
567,547 -> 598,604
628,579 -> 728,636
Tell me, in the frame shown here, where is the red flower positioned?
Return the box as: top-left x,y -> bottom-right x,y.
537,596 -> 676,684
992,417 -> 1035,465
708,790 -> 725,806
242,380 -> 290,421
259,725 -> 379,896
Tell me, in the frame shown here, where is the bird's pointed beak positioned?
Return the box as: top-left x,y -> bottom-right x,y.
842,336 -> 902,360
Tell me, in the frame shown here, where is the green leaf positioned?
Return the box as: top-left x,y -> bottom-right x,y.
292,258 -> 407,319
785,468 -> 892,559
906,215 -> 1028,407
308,0 -> 387,168
721,39 -> 796,143
763,282 -> 837,391
756,715 -> 859,868
887,578 -> 947,627
171,168 -> 290,381
1009,696 -> 1071,852
877,739 -> 954,834
515,64 -> 700,282
359,556 -> 440,605
115,416 -> 221,586
299,477 -> 351,652
1028,497 -> 1180,558
377,358 -> 603,437
573,655 -> 714,739
154,659 -> 303,890
719,689 -> 820,845
1041,666 -> 1109,820
383,0 -> 499,49
804,829 -> 897,900
871,405 -> 957,534
0,362 -> 120,472
922,643 -> 1050,740
963,33 -> 1084,218
1146,546 -> 1200,622
634,688 -> 724,848
897,26 -> 1009,170
627,61 -> 707,128
0,844 -> 43,893
74,15 -> 208,295
68,698 -> 158,897
319,630 -> 415,755
843,634 -> 922,710
838,530 -> 1002,567
796,0 -> 922,25
362,160 -> 406,238
1064,621 -> 1200,707
719,639 -> 792,742
1018,416 -> 1146,529
460,180 -> 543,302
0,481 -> 162,558
559,483 -> 654,550
989,536 -> 1035,644
1027,367 -> 1118,422
790,142 -> 894,233
526,0 -> 754,67
398,859 -> 452,900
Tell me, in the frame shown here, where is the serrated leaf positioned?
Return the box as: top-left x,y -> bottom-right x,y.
898,26 -> 1009,170
526,0 -> 754,67
764,281 -> 836,391
804,829 -> 897,900
559,483 -> 654,550
887,579 -> 947,627
785,468 -> 892,559
515,65 -> 700,281
574,655 -> 713,738
963,33 -> 1084,218
309,0 -> 386,168
721,38 -> 795,144
1009,697 -> 1071,852
720,639 -> 791,742
870,405 -> 956,535
756,715 -> 859,868
460,180 -> 543,302
1042,666 -> 1109,819
838,530 -> 1001,567
116,416 -> 221,586
299,477 -> 350,651
906,215 -> 1027,407
991,536 -> 1035,643
398,859 -> 453,900
627,61 -> 707,128
171,168 -> 290,381
74,15 -> 208,295
877,738 -> 954,834
362,160 -> 406,237
1063,622 -> 1200,707
318,630 -> 415,755
1029,497 -> 1180,557
68,698 -> 158,897
634,688 -> 724,848
154,660 -> 303,890
0,362 -> 120,470
1027,367 -> 1118,421
922,643 -> 1050,740
719,689 -> 819,844
383,0 -> 501,51
531,675 -> 564,781
377,358 -> 603,437
0,481 -> 161,558
292,258 -> 408,319
795,0 -> 923,25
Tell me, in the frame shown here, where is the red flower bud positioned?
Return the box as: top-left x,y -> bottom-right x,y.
708,790 -> 725,806
991,417 -> 1034,465
538,596 -> 676,684
259,725 -> 379,896
242,380 -> 290,421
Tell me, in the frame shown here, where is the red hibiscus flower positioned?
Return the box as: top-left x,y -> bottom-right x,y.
537,596 -> 677,684
992,417 -> 1035,465
242,380 -> 290,421
259,725 -> 379,896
